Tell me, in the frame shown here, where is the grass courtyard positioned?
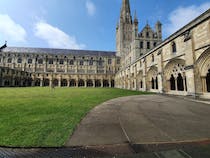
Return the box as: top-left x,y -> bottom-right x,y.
0,87 -> 150,147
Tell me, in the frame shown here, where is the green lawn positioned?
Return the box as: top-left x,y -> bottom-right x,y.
0,87 -> 150,147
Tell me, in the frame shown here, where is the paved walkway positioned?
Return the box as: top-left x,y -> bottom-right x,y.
67,95 -> 210,146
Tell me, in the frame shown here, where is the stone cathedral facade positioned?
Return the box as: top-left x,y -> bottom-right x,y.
0,0 -> 210,99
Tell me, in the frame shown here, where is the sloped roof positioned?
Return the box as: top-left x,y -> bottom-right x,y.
1,47 -> 116,57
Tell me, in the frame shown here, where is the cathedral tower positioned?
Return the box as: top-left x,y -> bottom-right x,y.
116,0 -> 133,58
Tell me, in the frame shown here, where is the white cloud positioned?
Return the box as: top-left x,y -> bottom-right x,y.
86,0 -> 96,16
165,2 -> 210,35
0,14 -> 27,43
34,21 -> 85,49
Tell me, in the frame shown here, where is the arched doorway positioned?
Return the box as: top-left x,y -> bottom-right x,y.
177,73 -> 184,91
206,69 -> 210,92
61,79 -> 67,87
170,75 -> 176,90
95,80 -> 101,87
87,80 -> 93,87
78,79 -> 85,87
70,79 -> 76,87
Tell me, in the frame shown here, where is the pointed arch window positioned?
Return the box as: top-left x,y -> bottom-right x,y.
152,54 -> 154,62
151,77 -> 155,89
7,58 -> 12,63
28,59 -> 32,64
17,58 -> 22,64
172,42 -> 177,53
140,41 -> 144,49
170,75 -> 176,90
38,59 -> 43,64
155,76 -> 158,90
140,80 -> 143,88
177,73 -> 184,91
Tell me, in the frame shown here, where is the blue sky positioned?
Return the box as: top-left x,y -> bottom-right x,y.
0,0 -> 209,51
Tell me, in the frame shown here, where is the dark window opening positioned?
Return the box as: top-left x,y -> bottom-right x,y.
95,80 -> 101,87
89,60 -> 93,66
172,42 -> 177,53
177,73 -> 184,91
69,60 -> 74,65
38,59 -> 43,64
28,59 -> 32,64
111,80 -> 115,88
151,77 -> 155,89
140,81 -> 143,88
154,42 -> 157,47
80,60 -> 84,66
206,69 -> 210,92
59,59 -> 64,65
152,54 -> 154,62
7,58 -> 12,63
35,79 -> 41,86
147,42 -> 150,49
140,42 -> 143,49
170,75 -> 176,90
70,79 -> 76,87
17,58 -> 22,63
53,79 -> 58,87
43,79 -> 49,87
78,79 -> 85,87
61,79 -> 67,87
146,32 -> 149,38
87,80 -> 93,87
49,59 -> 53,65
103,80 -> 109,87
156,77 -> 158,90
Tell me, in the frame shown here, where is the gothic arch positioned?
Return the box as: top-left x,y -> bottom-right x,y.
87,79 -> 93,87
61,79 -> 67,87
70,79 -> 76,87
147,66 -> 158,90
195,47 -> 210,93
163,59 -> 186,92
95,80 -> 101,87
78,79 -> 85,87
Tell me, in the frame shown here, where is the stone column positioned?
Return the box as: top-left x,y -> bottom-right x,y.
85,79 -> 87,88
185,68 -> 196,96
202,77 -> 207,93
40,78 -> 43,87
67,80 -> 70,87
58,77 -> 61,87
49,79 -> 52,88
101,80 -> 103,88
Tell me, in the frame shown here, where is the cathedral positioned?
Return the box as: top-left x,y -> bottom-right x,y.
0,0 -> 210,99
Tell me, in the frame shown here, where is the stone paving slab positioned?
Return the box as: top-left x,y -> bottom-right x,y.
67,95 -> 210,146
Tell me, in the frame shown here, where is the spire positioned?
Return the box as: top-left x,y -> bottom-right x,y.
134,10 -> 138,24
120,0 -> 132,23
